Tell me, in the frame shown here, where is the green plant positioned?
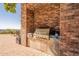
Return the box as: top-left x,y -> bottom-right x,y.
4,3 -> 16,13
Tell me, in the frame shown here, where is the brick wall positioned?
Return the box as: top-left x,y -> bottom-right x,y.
21,4 -> 29,46
27,4 -> 60,33
21,3 -> 79,55
60,4 -> 79,56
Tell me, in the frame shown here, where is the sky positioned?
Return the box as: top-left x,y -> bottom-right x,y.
0,3 -> 21,29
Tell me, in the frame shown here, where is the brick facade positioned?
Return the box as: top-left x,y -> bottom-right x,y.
60,4 -> 79,56
21,3 -> 79,55
27,4 -> 60,33
21,4 -> 29,46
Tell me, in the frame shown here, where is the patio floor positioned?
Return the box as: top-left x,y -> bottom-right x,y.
0,34 -> 50,56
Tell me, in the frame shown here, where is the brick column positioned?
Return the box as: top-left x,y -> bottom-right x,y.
60,3 -> 79,56
21,4 -> 28,47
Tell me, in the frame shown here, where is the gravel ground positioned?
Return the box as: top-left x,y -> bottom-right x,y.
0,34 -> 49,56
